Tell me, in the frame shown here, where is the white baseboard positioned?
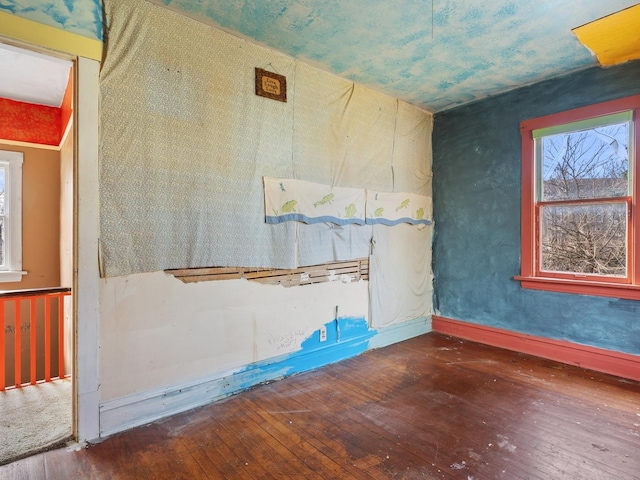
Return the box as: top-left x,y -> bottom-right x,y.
369,316 -> 432,349
99,316 -> 431,437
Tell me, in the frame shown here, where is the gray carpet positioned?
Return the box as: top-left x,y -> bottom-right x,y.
0,379 -> 72,465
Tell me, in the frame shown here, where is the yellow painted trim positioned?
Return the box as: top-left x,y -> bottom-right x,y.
0,11 -> 102,60
573,4 -> 640,66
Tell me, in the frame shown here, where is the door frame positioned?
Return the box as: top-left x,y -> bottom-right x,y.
74,56 -> 101,442
0,17 -> 102,442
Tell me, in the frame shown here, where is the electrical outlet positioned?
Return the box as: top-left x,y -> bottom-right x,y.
319,326 -> 327,342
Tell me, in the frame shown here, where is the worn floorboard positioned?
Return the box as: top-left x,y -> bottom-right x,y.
1,332 -> 639,479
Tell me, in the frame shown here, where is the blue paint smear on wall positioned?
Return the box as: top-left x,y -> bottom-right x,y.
0,0 -> 103,40
432,60 -> 640,355
235,317 -> 376,391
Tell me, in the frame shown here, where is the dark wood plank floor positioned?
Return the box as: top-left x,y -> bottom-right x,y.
2,332 -> 639,479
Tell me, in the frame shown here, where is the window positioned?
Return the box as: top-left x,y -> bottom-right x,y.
0,150 -> 24,282
517,95 -> 640,300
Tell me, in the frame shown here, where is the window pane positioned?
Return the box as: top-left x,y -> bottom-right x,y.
541,121 -> 629,201
540,203 -> 627,276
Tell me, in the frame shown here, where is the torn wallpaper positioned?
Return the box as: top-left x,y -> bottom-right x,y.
100,0 -> 434,325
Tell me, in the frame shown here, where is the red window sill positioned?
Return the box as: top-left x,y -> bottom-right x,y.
515,275 -> 640,301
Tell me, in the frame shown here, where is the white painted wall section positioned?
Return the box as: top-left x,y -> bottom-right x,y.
75,56 -> 101,442
99,273 -> 368,403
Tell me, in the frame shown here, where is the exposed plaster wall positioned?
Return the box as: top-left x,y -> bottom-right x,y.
99,273 -> 369,402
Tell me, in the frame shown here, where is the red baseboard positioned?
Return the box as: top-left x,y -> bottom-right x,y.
432,315 -> 640,382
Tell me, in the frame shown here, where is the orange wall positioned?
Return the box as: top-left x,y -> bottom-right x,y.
0,98 -> 61,146
0,143 -> 60,290
0,68 -> 73,147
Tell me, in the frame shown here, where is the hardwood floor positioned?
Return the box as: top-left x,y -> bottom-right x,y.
1,332 -> 639,479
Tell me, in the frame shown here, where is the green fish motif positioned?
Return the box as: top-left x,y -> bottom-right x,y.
281,200 -> 297,213
345,203 -> 357,218
396,199 -> 410,212
314,193 -> 335,208
416,207 -> 424,219
374,207 -> 384,217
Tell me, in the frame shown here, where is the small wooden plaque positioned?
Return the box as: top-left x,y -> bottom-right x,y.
255,68 -> 287,102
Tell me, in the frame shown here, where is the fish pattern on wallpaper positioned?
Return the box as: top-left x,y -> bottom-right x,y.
0,0 -> 103,40
264,177 -> 367,226
152,0 -> 637,111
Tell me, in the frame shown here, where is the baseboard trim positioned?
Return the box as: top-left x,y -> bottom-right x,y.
99,316 -> 432,437
432,315 -> 640,382
369,316 -> 432,349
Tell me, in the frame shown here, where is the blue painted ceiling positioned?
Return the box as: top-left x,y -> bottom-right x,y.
1,1 -> 638,112
155,0 -> 639,112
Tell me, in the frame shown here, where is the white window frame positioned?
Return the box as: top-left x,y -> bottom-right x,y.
0,150 -> 25,282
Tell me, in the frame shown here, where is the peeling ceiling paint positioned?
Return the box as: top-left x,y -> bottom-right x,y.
573,4 -> 640,67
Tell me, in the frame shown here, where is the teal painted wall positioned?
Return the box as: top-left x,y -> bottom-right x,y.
432,60 -> 640,355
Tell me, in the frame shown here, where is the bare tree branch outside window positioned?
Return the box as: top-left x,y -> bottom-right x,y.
539,122 -> 630,276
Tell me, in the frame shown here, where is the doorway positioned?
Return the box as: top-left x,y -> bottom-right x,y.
0,41 -> 75,464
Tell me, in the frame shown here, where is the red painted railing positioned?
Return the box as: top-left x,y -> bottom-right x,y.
0,287 -> 71,391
